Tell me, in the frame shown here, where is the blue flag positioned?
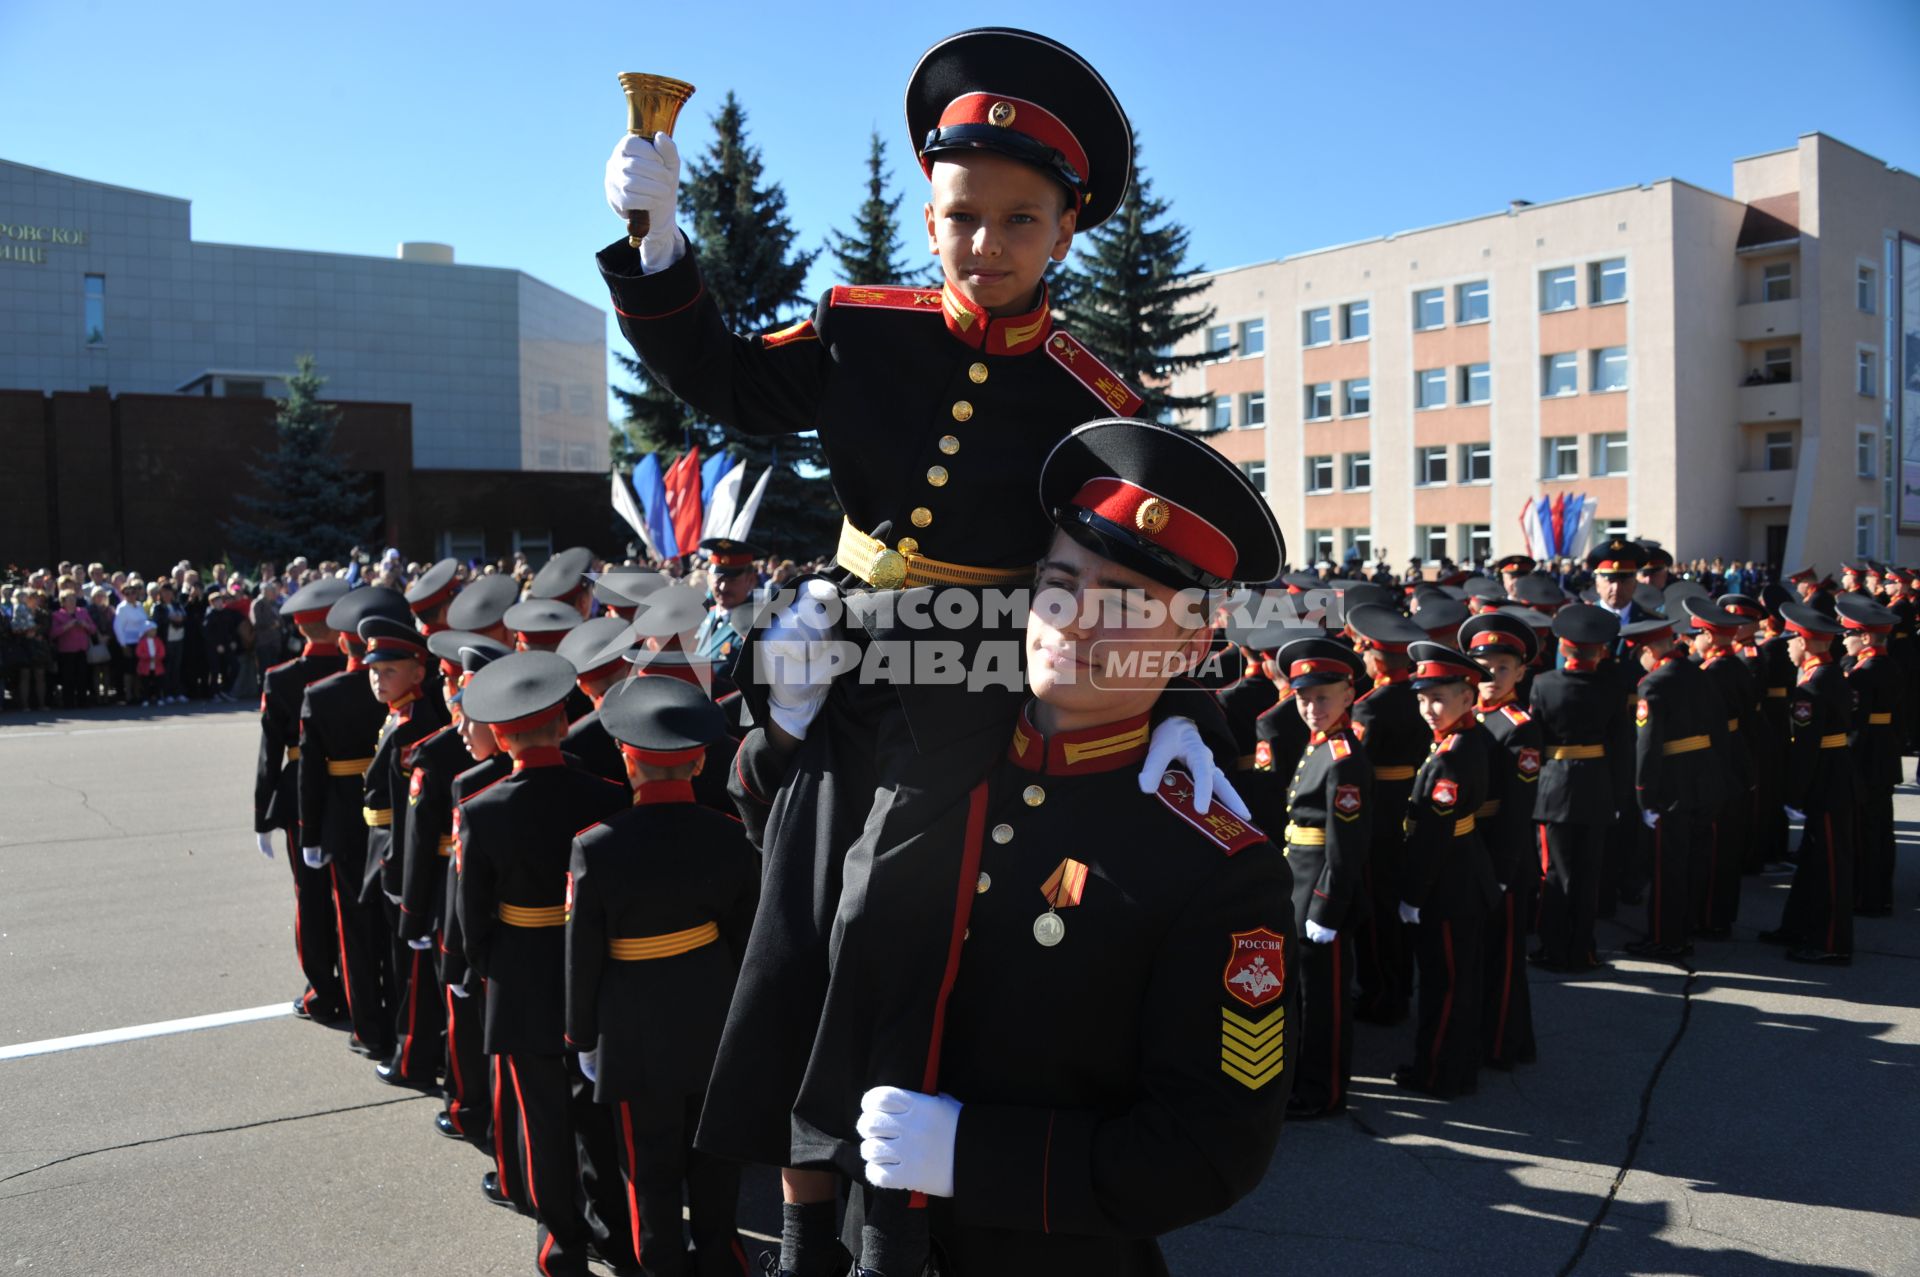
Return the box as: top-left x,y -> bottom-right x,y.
700,450 -> 732,537
634,452 -> 679,559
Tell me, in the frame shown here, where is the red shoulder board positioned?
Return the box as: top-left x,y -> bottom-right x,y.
828,285 -> 945,314
760,317 -> 818,349
1155,769 -> 1266,854
1501,705 -> 1531,726
1329,736 -> 1353,760
1439,733 -> 1465,753
1046,330 -> 1144,416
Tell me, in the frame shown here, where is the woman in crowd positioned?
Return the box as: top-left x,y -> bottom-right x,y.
49,587 -> 98,709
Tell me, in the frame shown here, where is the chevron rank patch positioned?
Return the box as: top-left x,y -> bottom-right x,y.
1221,1005 -> 1285,1091
408,767 -> 425,805
1636,698 -> 1650,728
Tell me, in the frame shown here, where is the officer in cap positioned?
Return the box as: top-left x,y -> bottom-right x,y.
1273,635 -> 1370,1118
1635,540 -> 1674,592
405,557 -> 462,634
299,586 -> 411,1059
355,614 -> 452,1088
257,575 -> 351,1022
1584,537 -> 1656,913
565,675 -> 761,1275
1835,594 -> 1901,917
1460,612 -> 1544,1069
458,651 -> 635,1272
1491,554 -> 1536,597
557,615 -> 644,788
1343,603 -> 1429,1026
844,418 -> 1293,1276
1586,537 -> 1655,638
1528,604 -> 1629,971
1395,642 -> 1499,1098
1757,603 -> 1857,964
446,573 -> 521,644
529,546 -> 596,619
694,537 -> 764,673
1618,614 -> 1726,959
1679,597 -> 1761,937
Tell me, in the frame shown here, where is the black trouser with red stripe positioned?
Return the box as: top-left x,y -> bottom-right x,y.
443,979 -> 490,1146
1484,872 -> 1537,1067
1699,793 -> 1749,933
1535,822 -> 1604,968
1353,819 -> 1411,1021
1855,789 -> 1895,913
381,899 -> 444,1083
1646,810 -> 1712,947
611,1091 -> 749,1277
1292,932 -> 1355,1112
329,853 -> 391,1052
500,1052 -> 594,1276
1410,907 -> 1484,1096
491,1056 -> 530,1210
1779,804 -> 1856,956
283,833 -> 344,1016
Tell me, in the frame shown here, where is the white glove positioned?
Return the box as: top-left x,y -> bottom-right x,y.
1139,717 -> 1252,820
1784,805 -> 1806,823
449,980 -> 470,999
256,832 -> 276,860
578,1049 -> 599,1084
1304,919 -> 1337,944
857,1085 -> 961,1198
763,578 -> 849,741
1398,901 -> 1421,925
303,845 -> 330,868
604,132 -> 684,273
1641,809 -> 1659,829
406,936 -> 434,951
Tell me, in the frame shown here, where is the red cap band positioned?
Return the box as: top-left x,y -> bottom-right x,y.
927,92 -> 1089,200
1289,658 -> 1352,679
1071,477 -> 1236,582
1468,631 -> 1526,652
618,742 -> 706,769
1415,660 -> 1477,681
490,703 -> 569,735
289,607 -> 332,625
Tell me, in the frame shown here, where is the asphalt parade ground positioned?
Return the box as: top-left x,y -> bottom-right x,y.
2,706 -> 1916,1276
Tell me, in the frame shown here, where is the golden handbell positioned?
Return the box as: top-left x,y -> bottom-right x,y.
617,73 -> 697,248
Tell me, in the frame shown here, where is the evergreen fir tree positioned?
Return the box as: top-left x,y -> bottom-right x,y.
827,130 -> 931,286
225,355 -> 380,563
610,92 -> 841,555
1055,131 -> 1216,425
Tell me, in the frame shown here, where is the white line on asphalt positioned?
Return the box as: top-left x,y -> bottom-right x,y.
0,1002 -> 292,1061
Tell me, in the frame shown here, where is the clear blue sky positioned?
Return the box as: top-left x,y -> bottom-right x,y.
7,0 -> 1917,417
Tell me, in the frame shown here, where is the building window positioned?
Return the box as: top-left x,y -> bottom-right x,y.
1306,455 -> 1335,493
1858,427 -> 1878,479
1305,383 -> 1333,420
1856,509 -> 1878,559
1456,280 -> 1490,324
513,530 -> 554,561
1857,265 -> 1877,314
566,444 -> 592,469
1540,267 -> 1576,312
537,442 -> 562,468
1542,435 -> 1579,479
224,379 -> 267,398
538,382 -> 563,413
1302,308 -> 1331,347
1413,288 -> 1445,331
1593,346 -> 1628,392
1240,391 -> 1266,427
1459,363 -> 1490,404
1416,524 -> 1449,562
1205,325 -> 1233,363
440,530 -> 486,563
1343,528 -> 1374,564
1761,346 -> 1794,384
1590,257 -> 1627,305
1764,431 -> 1794,471
1458,441 -> 1492,484
1241,460 -> 1267,494
1592,432 -> 1629,476
1462,524 -> 1492,563
1306,529 -> 1336,563
1239,318 -> 1266,357
1345,452 -> 1372,490
1416,368 -> 1448,409
1415,445 -> 1448,486
1210,396 -> 1233,431
1341,300 -> 1370,341
1599,519 -> 1628,542
1542,352 -> 1579,396
1858,348 -> 1877,397
83,274 -> 105,346
1343,378 -> 1371,417
1761,262 -> 1793,303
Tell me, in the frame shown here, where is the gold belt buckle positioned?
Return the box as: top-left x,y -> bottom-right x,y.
869,547 -> 908,591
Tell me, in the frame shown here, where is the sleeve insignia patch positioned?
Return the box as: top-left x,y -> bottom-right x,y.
1157,769 -> 1266,854
1329,736 -> 1353,760
760,317 -> 818,349
1636,699 -> 1650,728
1046,330 -> 1144,416
1334,784 -> 1363,820
1432,777 -> 1459,809
1517,747 -> 1542,779
1224,928 -> 1287,1007
408,767 -> 425,805
1254,740 -> 1272,772
1790,699 -> 1814,725
1221,1005 -> 1285,1091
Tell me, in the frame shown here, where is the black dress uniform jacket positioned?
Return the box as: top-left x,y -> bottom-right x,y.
1400,723 -> 1500,919
1633,655 -> 1727,817
457,751 -> 630,1056
1248,686 -> 1308,833
1778,655 -> 1859,955
297,664 -> 388,862
398,726 -> 473,942
1529,665 -> 1633,825
255,651 -> 346,832
440,754 -> 511,994
1217,665 -> 1279,771
1475,699 -> 1544,889
919,709 -> 1294,1276
1282,722 -> 1372,930
1845,652 -> 1902,791
362,692 -> 451,903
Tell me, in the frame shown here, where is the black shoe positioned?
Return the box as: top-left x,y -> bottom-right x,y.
434,1111 -> 465,1140
1785,947 -> 1851,966
1625,940 -> 1692,959
1756,928 -> 1799,946
346,1037 -> 377,1058
481,1171 -> 515,1209
374,1060 -> 437,1092
1391,1065 -> 1474,1099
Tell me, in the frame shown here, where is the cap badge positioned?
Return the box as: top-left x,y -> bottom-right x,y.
988,101 -> 1017,127
1135,497 -> 1171,535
